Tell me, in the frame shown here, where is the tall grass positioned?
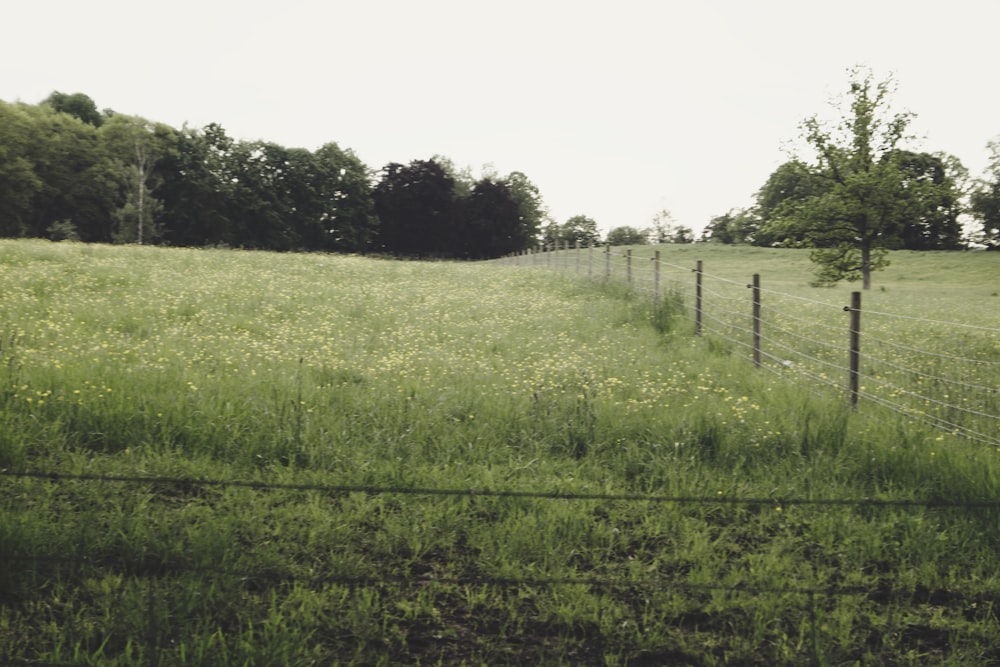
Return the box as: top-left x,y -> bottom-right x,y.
1,239 -> 999,665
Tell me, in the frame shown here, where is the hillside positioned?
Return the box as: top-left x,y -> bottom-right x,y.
1,239 -> 999,665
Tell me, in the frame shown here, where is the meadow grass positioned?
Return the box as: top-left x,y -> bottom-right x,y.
1,238 -> 999,665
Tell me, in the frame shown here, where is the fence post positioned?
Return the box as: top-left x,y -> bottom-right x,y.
626,249 -> 633,289
575,239 -> 581,274
695,260 -> 703,336
848,291 -> 861,407
604,244 -> 611,283
653,250 -> 661,302
751,273 -> 761,368
588,243 -> 593,278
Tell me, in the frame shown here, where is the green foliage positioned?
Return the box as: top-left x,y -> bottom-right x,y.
605,225 -> 646,246
43,91 -> 104,127
544,214 -> 602,249
45,219 -> 80,241
758,67 -> 969,287
0,94 -> 542,257
701,207 -> 760,244
971,138 -> 1000,248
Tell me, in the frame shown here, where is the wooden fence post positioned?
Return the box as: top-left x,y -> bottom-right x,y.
604,245 -> 611,283
575,239 -> 581,274
588,243 -> 593,278
653,250 -> 661,302
626,249 -> 633,289
695,260 -> 703,336
752,273 -> 761,368
848,291 -> 861,407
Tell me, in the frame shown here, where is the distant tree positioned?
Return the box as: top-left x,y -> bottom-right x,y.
753,160 -> 829,246
971,138 -> 1000,249
101,114 -> 177,244
0,101 -> 43,237
643,209 -> 674,244
457,177 -> 524,258
431,155 -> 476,199
502,171 -> 546,247
312,142 -> 378,252
890,150 -> 965,250
43,91 -> 104,127
18,103 -> 118,242
605,225 -> 647,246
702,208 -> 759,244
158,123 -> 237,246
557,215 -> 601,248
373,159 -> 457,256
671,225 -> 695,244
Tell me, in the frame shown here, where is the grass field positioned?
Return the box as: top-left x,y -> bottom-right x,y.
1,238 -> 999,665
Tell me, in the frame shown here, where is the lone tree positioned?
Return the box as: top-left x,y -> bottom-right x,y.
794,67 -> 922,288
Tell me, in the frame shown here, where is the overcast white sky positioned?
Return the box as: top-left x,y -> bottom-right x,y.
3,0 -> 998,236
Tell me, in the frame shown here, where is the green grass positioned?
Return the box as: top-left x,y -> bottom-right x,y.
1,238 -> 999,665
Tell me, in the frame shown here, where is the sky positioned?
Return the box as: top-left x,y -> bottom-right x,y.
3,0 -> 998,237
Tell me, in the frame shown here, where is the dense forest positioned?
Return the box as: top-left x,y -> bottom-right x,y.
0,92 -> 545,258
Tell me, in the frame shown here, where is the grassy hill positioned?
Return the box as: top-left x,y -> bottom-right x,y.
1,239 -> 999,665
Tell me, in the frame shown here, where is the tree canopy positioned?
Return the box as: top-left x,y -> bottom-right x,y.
0,93 -> 546,259
751,68 -> 969,288
605,225 -> 647,246
971,139 -> 1000,249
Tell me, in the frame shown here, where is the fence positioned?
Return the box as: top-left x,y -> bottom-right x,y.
502,243 -> 1000,449
4,469 -> 1000,666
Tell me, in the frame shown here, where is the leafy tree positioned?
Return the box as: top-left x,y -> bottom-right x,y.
545,215 -> 601,247
670,225 -> 695,244
457,177 -> 524,258
311,143 -> 378,252
17,103 -> 118,242
0,101 -> 43,237
971,138 -> 1000,249
158,123 -> 237,247
643,209 -> 674,244
101,114 -> 177,244
502,171 -> 546,248
702,208 -> 759,244
787,68 -> 926,288
605,225 -> 647,246
890,150 -> 965,250
43,91 -> 104,127
754,160 -> 830,246
373,159 -> 457,256
431,155 -> 476,199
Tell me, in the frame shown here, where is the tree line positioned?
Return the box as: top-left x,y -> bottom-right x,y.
0,93 -> 547,259
700,68 -> 1000,287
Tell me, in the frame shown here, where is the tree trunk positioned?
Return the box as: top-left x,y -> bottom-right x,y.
135,139 -> 145,245
861,241 -> 871,290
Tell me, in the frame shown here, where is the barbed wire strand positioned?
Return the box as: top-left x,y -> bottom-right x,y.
3,469 -> 998,508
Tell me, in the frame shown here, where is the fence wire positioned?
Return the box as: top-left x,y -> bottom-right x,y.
502,244 -> 1000,448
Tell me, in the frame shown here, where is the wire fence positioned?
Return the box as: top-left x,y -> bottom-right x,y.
501,243 -> 1000,449
4,468 -> 1000,665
